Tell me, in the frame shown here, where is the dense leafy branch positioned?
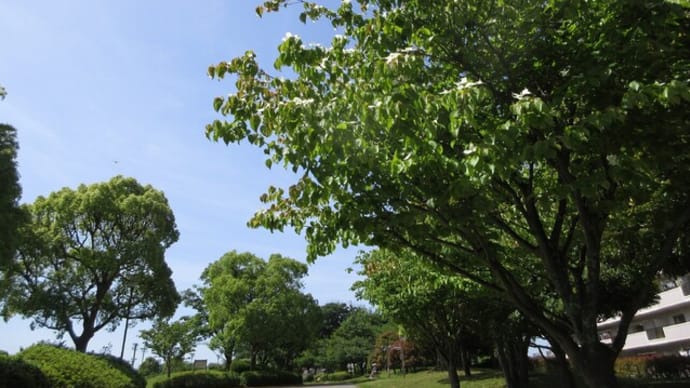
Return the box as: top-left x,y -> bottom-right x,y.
208,1 -> 690,387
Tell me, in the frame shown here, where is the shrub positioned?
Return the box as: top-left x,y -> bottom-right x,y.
530,356 -> 570,376
151,370 -> 241,388
207,362 -> 226,371
615,356 -> 649,378
241,370 -> 302,386
229,358 -> 251,374
18,343 -> 145,388
0,355 -> 51,388
139,357 -> 163,377
317,370 -> 351,382
95,353 -> 147,388
616,355 -> 690,380
302,372 -> 314,382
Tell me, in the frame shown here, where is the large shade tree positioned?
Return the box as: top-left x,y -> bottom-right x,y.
4,176 -> 180,352
198,251 -> 321,370
196,251 -> 263,369
207,1 -> 690,387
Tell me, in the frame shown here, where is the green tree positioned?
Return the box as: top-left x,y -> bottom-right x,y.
140,316 -> 200,378
355,249 -> 531,388
295,302 -> 354,370
369,330 -> 420,375
198,251 -> 320,370
355,250 -> 470,387
323,307 -> 388,372
4,176 -> 180,352
245,286 -> 321,369
0,124 -> 25,272
208,1 -> 690,387
138,356 -> 163,377
197,251 -> 263,370
318,302 -> 353,339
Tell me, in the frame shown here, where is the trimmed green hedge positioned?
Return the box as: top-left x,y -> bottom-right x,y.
0,354 -> 51,388
150,370 -> 241,388
18,344 -> 145,388
97,353 -> 147,387
241,370 -> 302,386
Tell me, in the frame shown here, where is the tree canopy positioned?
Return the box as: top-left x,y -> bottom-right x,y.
318,302 -> 354,339
4,175 -> 180,352
0,123 -> 25,272
208,1 -> 690,387
140,316 -> 201,378
322,307 -> 389,371
355,249 -> 521,388
197,250 -> 321,370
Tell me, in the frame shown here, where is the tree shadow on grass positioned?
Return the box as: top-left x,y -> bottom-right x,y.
436,369 -> 505,384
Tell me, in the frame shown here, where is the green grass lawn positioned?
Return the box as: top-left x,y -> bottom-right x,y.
353,369 -> 505,388
148,368 -> 690,388
347,369 -> 690,388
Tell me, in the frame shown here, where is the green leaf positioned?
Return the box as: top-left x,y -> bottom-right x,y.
249,115 -> 260,130
213,97 -> 223,112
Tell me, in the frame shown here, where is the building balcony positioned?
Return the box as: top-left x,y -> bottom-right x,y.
637,286 -> 690,319
664,321 -> 690,343
598,285 -> 690,330
602,321 -> 690,354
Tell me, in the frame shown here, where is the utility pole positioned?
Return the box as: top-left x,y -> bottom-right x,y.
131,343 -> 138,366
119,288 -> 134,360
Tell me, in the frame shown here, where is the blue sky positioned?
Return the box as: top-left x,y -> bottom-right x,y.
0,0 -> 362,363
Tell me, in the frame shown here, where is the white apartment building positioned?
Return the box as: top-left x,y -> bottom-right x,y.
598,275 -> 690,356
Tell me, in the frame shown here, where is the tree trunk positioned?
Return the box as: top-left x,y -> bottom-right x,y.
73,333 -> 93,353
250,348 -> 257,370
447,356 -> 461,388
542,323 -> 619,388
224,349 -> 233,371
437,344 -> 461,388
550,339 -> 575,388
461,348 -> 471,377
70,316 -> 96,353
494,335 -> 529,388
166,356 -> 172,378
487,260 -> 621,388
573,343 -> 618,388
